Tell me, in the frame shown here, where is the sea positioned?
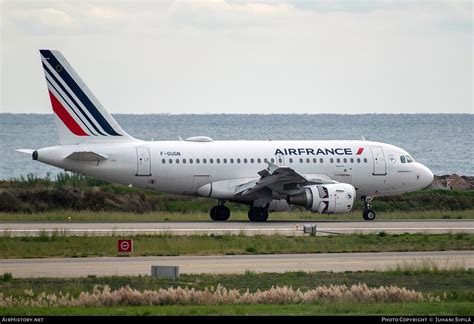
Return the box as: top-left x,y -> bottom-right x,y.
0,113 -> 472,180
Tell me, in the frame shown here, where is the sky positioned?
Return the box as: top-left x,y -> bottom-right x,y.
1,0 -> 472,114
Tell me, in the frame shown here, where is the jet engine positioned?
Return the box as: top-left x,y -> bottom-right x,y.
287,183 -> 356,214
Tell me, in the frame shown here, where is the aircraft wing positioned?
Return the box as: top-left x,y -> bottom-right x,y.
234,162 -> 337,196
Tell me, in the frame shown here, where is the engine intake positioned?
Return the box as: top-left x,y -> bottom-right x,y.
287,183 -> 356,214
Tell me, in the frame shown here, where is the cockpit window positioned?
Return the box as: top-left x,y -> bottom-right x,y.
400,155 -> 415,163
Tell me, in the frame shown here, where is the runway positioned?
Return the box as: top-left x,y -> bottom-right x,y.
1,251 -> 472,278
1,220 -> 473,236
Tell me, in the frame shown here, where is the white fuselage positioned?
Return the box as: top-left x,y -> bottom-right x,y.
35,139 -> 434,202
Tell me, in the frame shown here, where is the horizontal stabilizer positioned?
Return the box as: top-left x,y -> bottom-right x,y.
65,151 -> 108,161
16,149 -> 34,154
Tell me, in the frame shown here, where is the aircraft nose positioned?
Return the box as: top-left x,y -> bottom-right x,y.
418,164 -> 434,189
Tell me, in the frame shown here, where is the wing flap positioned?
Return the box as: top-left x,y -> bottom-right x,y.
234,162 -> 338,196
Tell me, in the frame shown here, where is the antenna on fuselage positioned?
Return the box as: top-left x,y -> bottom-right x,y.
361,135 -> 367,141
178,135 -> 184,141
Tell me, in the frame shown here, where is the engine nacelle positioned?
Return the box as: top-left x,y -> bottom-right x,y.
287,183 -> 356,214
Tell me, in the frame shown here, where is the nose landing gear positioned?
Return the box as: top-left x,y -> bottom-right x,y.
210,200 -> 230,221
362,196 -> 376,221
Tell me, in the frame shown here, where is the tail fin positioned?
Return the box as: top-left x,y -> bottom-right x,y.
39,49 -> 137,145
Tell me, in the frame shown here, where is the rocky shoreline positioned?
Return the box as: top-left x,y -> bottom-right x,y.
429,174 -> 474,190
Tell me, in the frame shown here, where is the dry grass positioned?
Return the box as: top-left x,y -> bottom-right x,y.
0,284 -> 424,307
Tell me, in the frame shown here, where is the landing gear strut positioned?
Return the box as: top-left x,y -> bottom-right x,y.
248,207 -> 269,222
362,196 -> 376,221
210,200 -> 230,221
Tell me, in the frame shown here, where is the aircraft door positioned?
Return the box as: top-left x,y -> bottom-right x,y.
136,147 -> 151,176
370,146 -> 386,175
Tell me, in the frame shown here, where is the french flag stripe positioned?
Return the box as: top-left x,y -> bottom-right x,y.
46,77 -> 96,136
48,90 -> 88,136
356,148 -> 364,155
40,50 -> 121,136
42,62 -> 106,136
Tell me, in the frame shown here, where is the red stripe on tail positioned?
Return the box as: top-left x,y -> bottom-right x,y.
356,148 -> 364,155
48,90 -> 88,136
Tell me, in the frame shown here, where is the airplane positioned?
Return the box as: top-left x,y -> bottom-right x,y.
17,49 -> 434,222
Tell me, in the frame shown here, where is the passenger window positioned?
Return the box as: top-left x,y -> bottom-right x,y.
210,159 -> 214,164
244,158 -> 248,163
162,159 -> 166,164
336,158 -> 340,163
182,159 -> 186,164
176,159 -> 179,164
189,159 -> 193,164
264,158 -> 268,163
299,158 -> 303,163
313,158 -> 317,163
169,159 -> 172,164
400,156 -> 406,163
196,159 -> 200,164
278,158 -> 283,163
350,158 -> 354,163
364,158 -> 368,163
343,158 -> 347,163
237,158 -> 241,163
271,158 -> 275,163
230,158 -> 234,163
289,158 -> 293,163
320,158 -> 323,163
357,158 -> 361,163
223,158 -> 227,164
330,158 -> 334,163
250,158 -> 254,163
306,158 -> 310,163
257,158 -> 261,163
203,159 -> 207,164
216,159 -> 220,164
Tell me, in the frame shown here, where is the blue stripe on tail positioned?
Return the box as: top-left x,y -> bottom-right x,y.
40,50 -> 121,136
43,62 -> 105,136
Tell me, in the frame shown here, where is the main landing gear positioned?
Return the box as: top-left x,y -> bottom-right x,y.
210,200 -> 230,221
248,207 -> 269,222
362,196 -> 376,221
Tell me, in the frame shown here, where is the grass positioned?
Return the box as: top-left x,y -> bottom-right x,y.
0,233 -> 472,259
2,270 -> 473,299
0,209 -> 473,222
2,172 -> 473,214
2,302 -> 474,315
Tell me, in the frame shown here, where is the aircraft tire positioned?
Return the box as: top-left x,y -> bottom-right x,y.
362,208 -> 376,221
210,206 -> 230,221
248,207 -> 268,222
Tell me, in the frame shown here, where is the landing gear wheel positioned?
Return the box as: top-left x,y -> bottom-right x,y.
248,207 -> 269,222
363,208 -> 376,221
210,206 -> 230,221
361,195 -> 376,221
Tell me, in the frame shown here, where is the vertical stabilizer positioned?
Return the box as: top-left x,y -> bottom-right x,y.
39,49 -> 137,145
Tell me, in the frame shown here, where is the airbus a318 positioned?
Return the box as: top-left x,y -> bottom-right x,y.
17,50 -> 434,222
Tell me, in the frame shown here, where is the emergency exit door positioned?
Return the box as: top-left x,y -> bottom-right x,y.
136,147 -> 151,176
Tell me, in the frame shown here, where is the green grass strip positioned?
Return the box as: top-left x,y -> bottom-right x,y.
0,233 -> 473,259
1,302 -> 473,316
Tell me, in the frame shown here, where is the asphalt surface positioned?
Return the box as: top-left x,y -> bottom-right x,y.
1,251 -> 472,278
1,220 -> 473,236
